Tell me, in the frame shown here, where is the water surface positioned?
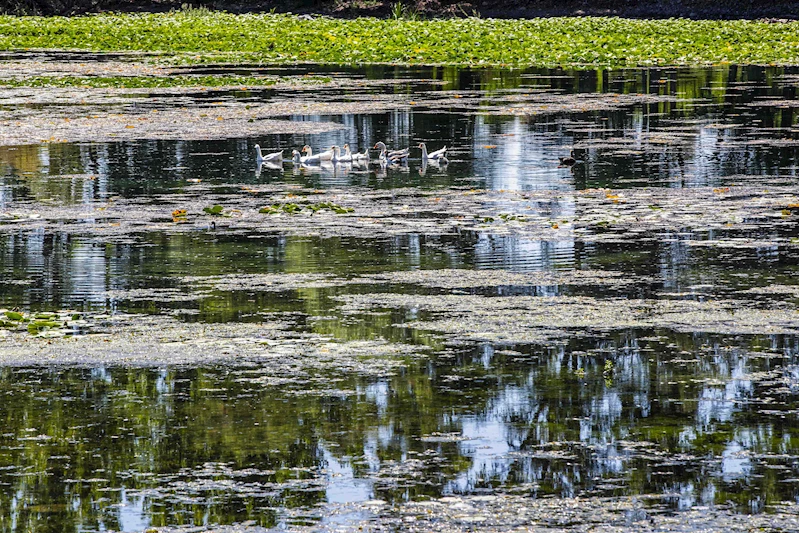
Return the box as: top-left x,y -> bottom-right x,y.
2,62 -> 799,531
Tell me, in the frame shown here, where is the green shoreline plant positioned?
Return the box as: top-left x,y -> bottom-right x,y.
2,12 -> 799,67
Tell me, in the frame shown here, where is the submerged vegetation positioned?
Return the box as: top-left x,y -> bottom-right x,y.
2,11 -> 799,66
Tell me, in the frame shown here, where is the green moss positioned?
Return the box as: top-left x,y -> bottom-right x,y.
1,13 -> 799,67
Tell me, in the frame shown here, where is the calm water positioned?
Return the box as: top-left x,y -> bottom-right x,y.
2,64 -> 799,531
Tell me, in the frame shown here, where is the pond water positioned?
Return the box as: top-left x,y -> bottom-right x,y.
2,62 -> 799,532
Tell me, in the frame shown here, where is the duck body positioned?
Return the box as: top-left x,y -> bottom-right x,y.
558,150 -> 577,167
317,146 -> 334,162
292,149 -> 318,165
255,144 -> 284,163
376,146 -> 407,165
332,145 -> 353,163
342,144 -> 364,163
351,147 -> 370,162
418,142 -> 447,161
301,145 -> 330,164
374,141 -> 409,160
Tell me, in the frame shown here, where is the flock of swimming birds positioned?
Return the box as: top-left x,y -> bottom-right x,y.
254,141 -> 449,167
255,142 -> 580,169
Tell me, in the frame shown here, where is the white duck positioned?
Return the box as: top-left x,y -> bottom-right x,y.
374,141 -> 409,160
255,144 -> 283,163
302,144 -> 333,164
332,145 -> 352,163
344,144 -> 370,163
346,143 -> 369,162
301,145 -> 333,164
418,142 -> 447,162
292,148 -> 319,165
317,145 -> 334,162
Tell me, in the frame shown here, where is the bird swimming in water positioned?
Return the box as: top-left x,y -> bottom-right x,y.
558,150 -> 577,167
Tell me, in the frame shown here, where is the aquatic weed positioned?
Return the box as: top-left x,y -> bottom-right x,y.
0,309 -> 86,337
0,75 -> 280,89
2,13 -> 799,67
259,202 -> 354,215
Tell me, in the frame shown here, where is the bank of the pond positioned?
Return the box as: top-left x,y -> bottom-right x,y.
2,12 -> 799,67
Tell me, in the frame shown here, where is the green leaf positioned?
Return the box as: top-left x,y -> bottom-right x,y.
203,205 -> 224,216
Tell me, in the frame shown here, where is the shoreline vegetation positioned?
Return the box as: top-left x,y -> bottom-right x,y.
6,0 -> 799,20
1,11 -> 799,67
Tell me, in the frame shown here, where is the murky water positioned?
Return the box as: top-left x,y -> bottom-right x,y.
2,62 -> 799,531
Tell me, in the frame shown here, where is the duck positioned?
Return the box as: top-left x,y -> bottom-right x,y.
301,145 -> 334,164
374,141 -> 409,160
375,144 -> 406,165
418,142 -> 447,161
558,150 -> 577,167
317,145 -> 334,162
293,147 -> 319,165
332,145 -> 352,163
255,144 -> 283,163
302,144 -> 333,163
345,143 -> 369,162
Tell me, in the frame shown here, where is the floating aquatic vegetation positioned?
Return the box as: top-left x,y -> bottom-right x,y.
4,14 -> 799,67
425,90 -> 676,117
0,312 -> 424,369
0,99 -> 347,146
0,74 -> 287,89
386,495 -> 799,533
357,269 -> 636,290
179,273 -> 356,292
103,288 -> 205,303
740,285 -> 799,298
3,184 -> 799,257
335,292 -> 799,344
0,64 -> 420,147
259,202 -> 355,216
0,309 -> 87,337
203,204 -> 226,216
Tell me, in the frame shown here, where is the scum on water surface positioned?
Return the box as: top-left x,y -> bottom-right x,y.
5,53 -> 799,531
